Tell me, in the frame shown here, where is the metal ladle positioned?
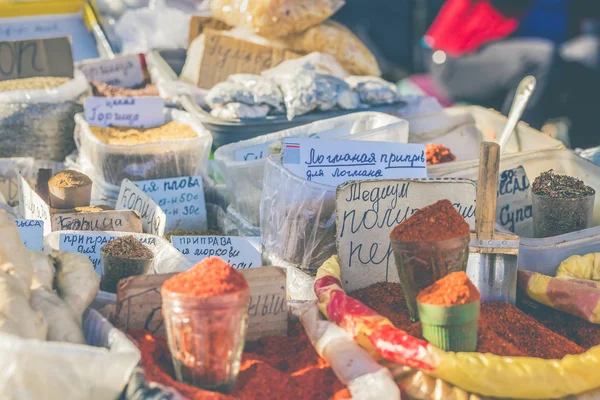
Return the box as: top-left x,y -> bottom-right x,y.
497,76 -> 537,151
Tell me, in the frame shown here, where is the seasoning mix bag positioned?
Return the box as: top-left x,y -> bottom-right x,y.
315,256 -> 600,399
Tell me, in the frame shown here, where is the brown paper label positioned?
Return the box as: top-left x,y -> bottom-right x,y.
0,37 -> 74,81
197,30 -> 299,89
188,16 -> 230,46
51,210 -> 143,233
114,267 -> 288,339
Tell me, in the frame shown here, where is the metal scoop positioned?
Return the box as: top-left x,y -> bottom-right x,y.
467,142 -> 519,304
497,75 -> 536,152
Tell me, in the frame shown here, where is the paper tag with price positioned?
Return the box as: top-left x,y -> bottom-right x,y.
15,219 -> 44,251
84,96 -> 165,128
135,176 -> 207,232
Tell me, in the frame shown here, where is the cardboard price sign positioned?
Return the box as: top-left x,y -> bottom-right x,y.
51,210 -> 143,233
117,179 -> 166,236
113,267 -> 287,340
15,219 -> 44,251
496,166 -> 532,237
0,37 -> 74,81
79,54 -> 145,88
188,16 -> 230,46
336,179 -> 477,292
197,30 -> 299,89
18,175 -> 51,235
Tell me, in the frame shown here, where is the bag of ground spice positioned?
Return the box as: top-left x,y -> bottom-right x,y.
100,235 -> 154,293
532,169 -> 595,238
425,143 -> 456,165
314,255 -> 600,399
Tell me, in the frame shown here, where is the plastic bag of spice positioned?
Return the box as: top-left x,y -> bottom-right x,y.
314,256 -> 600,399
0,71 -> 90,161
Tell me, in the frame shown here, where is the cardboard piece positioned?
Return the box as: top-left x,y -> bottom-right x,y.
188,16 -> 230,46
117,179 -> 166,236
18,175 -> 51,235
171,235 -> 261,269
0,37 -> 74,81
113,266 -> 288,340
197,30 -> 299,89
282,138 -> 427,186
83,96 -> 165,128
15,219 -> 44,251
496,166 -> 532,237
135,176 -> 207,232
51,210 -> 143,233
336,178 -> 477,292
79,54 -> 145,88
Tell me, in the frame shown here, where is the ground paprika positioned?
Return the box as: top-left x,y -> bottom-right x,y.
425,144 -> 456,165
390,199 -> 470,242
417,271 -> 480,306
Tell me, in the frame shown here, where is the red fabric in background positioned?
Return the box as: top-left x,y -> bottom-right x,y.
424,0 -> 520,56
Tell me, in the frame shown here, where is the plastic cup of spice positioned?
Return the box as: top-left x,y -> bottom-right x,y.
532,169 -> 595,238
161,257 -> 250,393
100,235 -> 154,293
48,170 -> 93,209
416,271 -> 480,352
389,199 -> 471,321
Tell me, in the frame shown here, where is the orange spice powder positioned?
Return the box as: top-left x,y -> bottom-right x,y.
417,271 -> 480,306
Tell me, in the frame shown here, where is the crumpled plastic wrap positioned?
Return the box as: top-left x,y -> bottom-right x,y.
0,71 -> 89,161
210,103 -> 270,119
228,74 -> 284,110
206,81 -> 255,108
74,108 -> 212,186
557,253 -> 600,281
262,52 -> 350,80
211,0 -> 345,39
517,270 -> 600,324
279,20 -> 381,77
315,255 -> 600,399
346,76 -> 399,105
216,112 -> 408,227
0,308 -> 140,400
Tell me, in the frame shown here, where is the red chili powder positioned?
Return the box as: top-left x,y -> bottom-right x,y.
349,282 -> 587,359
416,271 -> 480,306
129,324 -> 345,400
390,199 -> 470,242
162,257 -> 248,297
425,143 -> 456,165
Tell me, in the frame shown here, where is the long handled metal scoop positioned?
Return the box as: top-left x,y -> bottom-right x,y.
467,142 -> 519,304
497,76 -> 536,152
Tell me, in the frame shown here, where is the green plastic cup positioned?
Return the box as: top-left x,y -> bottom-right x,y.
417,299 -> 480,352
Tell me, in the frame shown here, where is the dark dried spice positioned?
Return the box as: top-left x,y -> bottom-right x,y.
532,169 -> 594,198
102,235 -> 154,259
100,236 -> 154,293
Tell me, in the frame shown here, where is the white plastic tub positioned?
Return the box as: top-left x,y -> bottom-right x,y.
442,149 -> 600,275
215,112 -> 409,226
74,108 -> 212,186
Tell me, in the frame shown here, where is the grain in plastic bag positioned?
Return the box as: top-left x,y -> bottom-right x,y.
0,71 -> 89,161
211,0 -> 345,39
280,21 -> 381,77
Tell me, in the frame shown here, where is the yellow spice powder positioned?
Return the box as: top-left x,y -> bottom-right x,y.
48,170 -> 92,188
89,121 -> 197,146
0,77 -> 71,92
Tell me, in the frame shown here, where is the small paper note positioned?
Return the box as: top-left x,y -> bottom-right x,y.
282,138 -> 427,186
79,54 -> 145,87
135,176 -> 207,232
171,235 -> 261,268
496,166 -> 532,237
15,219 -> 44,251
18,175 -> 51,235
84,96 -> 165,128
117,179 -> 166,236
51,210 -> 143,233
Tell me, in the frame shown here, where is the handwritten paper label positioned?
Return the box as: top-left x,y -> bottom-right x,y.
198,30 -> 299,89
117,179 -> 166,236
15,219 -> 43,251
59,232 -> 158,274
496,166 -> 532,237
282,138 -> 427,186
0,37 -> 74,81
51,210 -> 143,233
79,54 -> 145,87
18,175 -> 51,235
188,16 -> 230,45
83,97 -> 165,128
113,267 -> 287,339
172,236 -> 261,268
135,176 -> 207,232
336,179 -> 477,292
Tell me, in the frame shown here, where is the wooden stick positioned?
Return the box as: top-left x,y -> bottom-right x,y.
475,142 -> 500,240
36,169 -> 52,205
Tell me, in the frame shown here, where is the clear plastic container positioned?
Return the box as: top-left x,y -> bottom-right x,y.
161,288 -> 250,392
74,108 -> 212,186
533,192 -> 595,238
390,235 -> 470,321
100,250 -> 154,293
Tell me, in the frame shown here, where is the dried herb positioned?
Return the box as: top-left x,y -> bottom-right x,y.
532,170 -> 594,198
102,235 -> 154,259
100,236 -> 154,293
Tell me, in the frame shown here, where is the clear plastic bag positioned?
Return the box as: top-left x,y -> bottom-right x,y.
206,81 -> 254,108
210,103 -> 270,119
280,21 -> 381,77
215,112 -> 408,227
0,71 -> 89,161
228,74 -> 284,110
346,76 -> 399,105
211,0 -> 345,39
74,108 -> 212,186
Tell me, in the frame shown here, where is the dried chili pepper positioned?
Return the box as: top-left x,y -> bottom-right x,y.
390,199 -> 470,242
425,143 -> 456,165
417,271 -> 480,306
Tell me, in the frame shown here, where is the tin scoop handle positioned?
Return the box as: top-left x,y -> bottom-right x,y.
498,75 -> 536,152
476,142 -> 500,240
